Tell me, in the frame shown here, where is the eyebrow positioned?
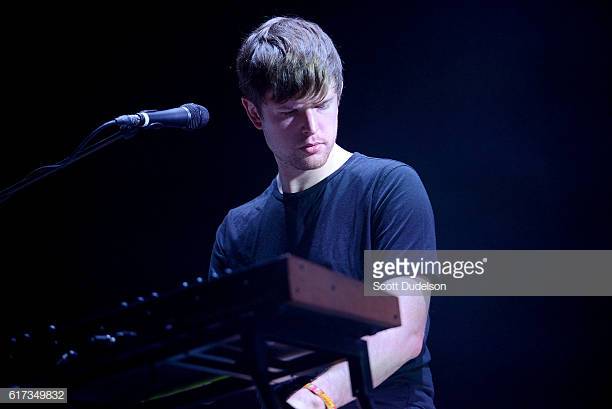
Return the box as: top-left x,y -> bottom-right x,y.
278,97 -> 334,109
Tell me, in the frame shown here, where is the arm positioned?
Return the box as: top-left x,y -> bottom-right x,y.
288,165 -> 435,408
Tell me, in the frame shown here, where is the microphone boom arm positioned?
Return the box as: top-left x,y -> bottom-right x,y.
0,123 -> 138,204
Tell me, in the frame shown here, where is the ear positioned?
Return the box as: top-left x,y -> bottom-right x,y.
241,97 -> 263,130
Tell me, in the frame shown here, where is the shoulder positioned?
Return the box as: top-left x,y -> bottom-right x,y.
223,181 -> 275,229
348,154 -> 432,214
346,152 -> 424,189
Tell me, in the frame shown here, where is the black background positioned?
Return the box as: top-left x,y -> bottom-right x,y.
1,1 -> 611,407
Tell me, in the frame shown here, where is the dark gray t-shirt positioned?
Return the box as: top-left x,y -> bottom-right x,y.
209,152 -> 436,408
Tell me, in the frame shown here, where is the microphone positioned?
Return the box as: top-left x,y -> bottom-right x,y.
114,103 -> 209,130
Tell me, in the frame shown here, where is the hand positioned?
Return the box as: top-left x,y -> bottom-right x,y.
286,387 -> 325,409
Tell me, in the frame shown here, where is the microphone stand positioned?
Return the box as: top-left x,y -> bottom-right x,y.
0,122 -> 139,204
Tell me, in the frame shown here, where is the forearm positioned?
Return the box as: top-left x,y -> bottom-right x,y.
288,294 -> 428,408
311,329 -> 424,407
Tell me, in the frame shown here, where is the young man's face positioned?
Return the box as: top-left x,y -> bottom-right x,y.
242,87 -> 339,173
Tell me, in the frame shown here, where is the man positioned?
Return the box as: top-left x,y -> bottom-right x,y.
209,16 -> 436,409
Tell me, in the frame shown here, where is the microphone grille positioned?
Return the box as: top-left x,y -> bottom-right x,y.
182,103 -> 210,130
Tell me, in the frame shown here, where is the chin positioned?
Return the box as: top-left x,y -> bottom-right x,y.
292,153 -> 329,170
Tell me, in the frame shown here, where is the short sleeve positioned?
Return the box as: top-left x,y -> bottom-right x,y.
372,165 -> 436,250
208,214 -> 229,281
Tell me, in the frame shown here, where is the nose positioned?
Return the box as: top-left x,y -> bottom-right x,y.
301,109 -> 318,136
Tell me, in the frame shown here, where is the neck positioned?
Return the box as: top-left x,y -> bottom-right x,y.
277,144 -> 353,194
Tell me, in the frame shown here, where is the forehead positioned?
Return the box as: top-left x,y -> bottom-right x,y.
263,88 -> 337,108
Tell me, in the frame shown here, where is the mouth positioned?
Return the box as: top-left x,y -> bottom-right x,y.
300,142 -> 323,154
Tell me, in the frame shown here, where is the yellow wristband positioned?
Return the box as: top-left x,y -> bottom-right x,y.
303,382 -> 336,409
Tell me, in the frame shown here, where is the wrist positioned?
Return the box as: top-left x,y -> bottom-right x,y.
303,382 -> 336,409
286,387 -> 325,409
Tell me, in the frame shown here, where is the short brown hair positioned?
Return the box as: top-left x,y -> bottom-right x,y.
236,17 -> 343,110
